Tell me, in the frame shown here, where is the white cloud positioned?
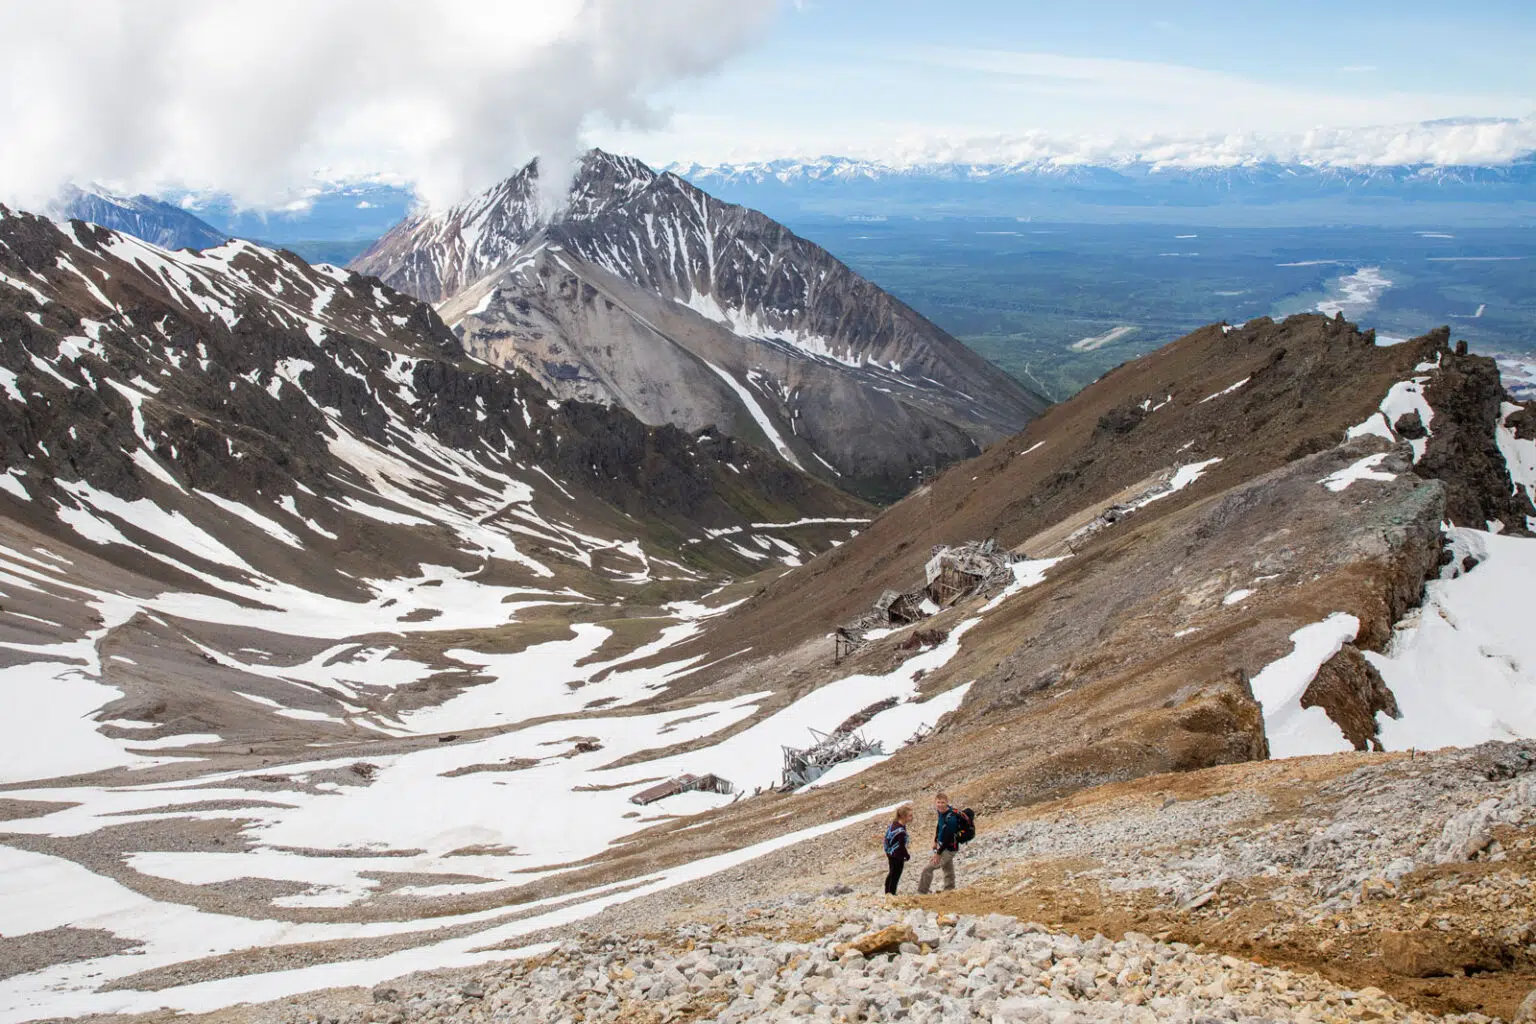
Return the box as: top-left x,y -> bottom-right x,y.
601,42 -> 1536,169
623,114 -> 1536,172
898,116 -> 1536,169
900,48 -> 1531,138
0,0 -> 776,210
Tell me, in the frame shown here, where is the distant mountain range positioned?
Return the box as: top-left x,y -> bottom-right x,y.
50,149 -> 1536,265
52,182 -> 415,264
49,186 -> 231,252
665,156 -> 1536,225
673,156 -> 1536,188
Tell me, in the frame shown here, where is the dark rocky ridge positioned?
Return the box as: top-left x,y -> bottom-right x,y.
0,205 -> 867,590
1416,339 -> 1535,531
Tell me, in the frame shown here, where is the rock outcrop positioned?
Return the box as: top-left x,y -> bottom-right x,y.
1418,340 -> 1536,531
1302,644 -> 1402,751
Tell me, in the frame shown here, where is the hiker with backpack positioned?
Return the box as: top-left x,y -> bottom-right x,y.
882,804 -> 913,894
917,791 -> 975,894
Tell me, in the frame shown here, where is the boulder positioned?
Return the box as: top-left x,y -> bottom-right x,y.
1379,929 -> 1509,978
1514,987 -> 1536,1024
835,924 -> 919,958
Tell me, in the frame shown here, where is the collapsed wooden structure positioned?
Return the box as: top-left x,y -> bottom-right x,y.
834,540 -> 1023,660
873,588 -> 931,626
628,772 -> 734,806
923,540 -> 1017,606
833,627 -> 863,664
781,727 -> 884,790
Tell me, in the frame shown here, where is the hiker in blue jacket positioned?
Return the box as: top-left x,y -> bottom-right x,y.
883,804 -> 913,895
918,792 -> 964,893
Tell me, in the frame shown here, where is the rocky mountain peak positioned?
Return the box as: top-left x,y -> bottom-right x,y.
350,149 -> 661,306
563,149 -> 662,217
353,150 -> 1048,502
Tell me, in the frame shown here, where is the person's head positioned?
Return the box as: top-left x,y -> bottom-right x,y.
895,804 -> 913,825
935,791 -> 950,813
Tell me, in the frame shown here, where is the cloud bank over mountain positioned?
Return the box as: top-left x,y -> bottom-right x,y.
0,0 -> 775,210
672,116 -> 1536,173
894,116 -> 1536,170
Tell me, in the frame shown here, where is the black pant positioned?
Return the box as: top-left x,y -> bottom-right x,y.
884,853 -> 907,894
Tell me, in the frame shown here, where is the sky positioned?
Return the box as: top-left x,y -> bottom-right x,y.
596,0 -> 1536,166
1,0 -> 1534,209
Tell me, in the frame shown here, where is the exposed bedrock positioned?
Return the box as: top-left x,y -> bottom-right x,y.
1302,643 -> 1402,752
1419,344 -> 1536,532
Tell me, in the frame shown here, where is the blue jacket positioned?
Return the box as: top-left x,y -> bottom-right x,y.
934,808 -> 963,852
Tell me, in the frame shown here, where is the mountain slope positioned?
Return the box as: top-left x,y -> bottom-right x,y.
0,204 -> 871,758
0,204 -> 895,1020
352,151 -> 1049,502
48,186 -> 230,251
622,315 -> 1534,826
1,262 -> 1532,1019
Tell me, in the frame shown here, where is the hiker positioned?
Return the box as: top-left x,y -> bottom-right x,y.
917,791 -> 971,894
883,804 -> 912,894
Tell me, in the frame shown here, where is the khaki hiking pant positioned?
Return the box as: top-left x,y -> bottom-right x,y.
917,849 -> 955,893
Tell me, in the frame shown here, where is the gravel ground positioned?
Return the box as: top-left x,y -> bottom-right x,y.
959,741 -> 1536,941
154,743 -> 1536,1024
300,909 -> 1500,1024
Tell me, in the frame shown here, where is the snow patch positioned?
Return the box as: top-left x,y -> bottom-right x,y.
1198,377 -> 1251,404
1368,529 -> 1536,749
1253,613 -> 1361,758
704,361 -> 803,470
1320,453 -> 1396,492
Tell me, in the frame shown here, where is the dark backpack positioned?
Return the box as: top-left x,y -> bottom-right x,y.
883,823 -> 906,857
956,808 -> 976,844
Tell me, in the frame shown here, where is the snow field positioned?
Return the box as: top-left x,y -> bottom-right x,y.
1247,528 -> 1536,757
1369,528 -> 1536,750
0,803 -> 896,1023
0,530 -> 1064,1020
0,589 -> 181,784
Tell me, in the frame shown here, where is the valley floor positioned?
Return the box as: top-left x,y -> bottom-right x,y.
52,741 -> 1535,1024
